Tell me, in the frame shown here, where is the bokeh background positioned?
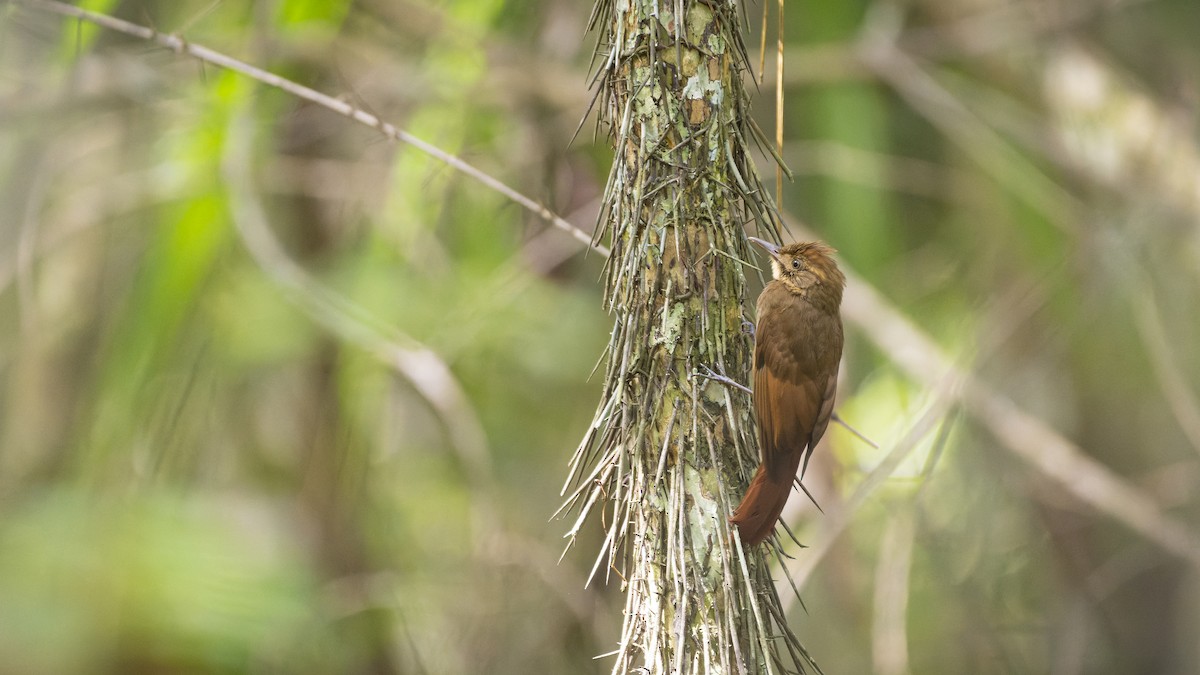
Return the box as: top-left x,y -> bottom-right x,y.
2,0 -> 1199,673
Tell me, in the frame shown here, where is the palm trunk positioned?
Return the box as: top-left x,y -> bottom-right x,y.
561,1 -> 819,673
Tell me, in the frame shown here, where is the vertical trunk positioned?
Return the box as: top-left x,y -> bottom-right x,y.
562,1 -> 819,673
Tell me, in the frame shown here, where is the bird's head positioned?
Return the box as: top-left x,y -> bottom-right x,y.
748,237 -> 845,305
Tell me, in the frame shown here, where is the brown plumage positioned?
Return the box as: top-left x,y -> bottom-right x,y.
730,238 -> 845,546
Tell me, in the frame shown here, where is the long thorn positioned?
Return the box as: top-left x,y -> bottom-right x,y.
832,412 -> 878,448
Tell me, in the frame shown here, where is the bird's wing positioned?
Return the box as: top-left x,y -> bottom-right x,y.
753,289 -> 843,480
753,306 -> 825,482
801,367 -> 839,478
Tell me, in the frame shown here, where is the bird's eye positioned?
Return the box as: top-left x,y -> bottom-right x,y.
791,259 -> 801,269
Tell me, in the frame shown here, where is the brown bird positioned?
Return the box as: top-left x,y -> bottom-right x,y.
730,238 -> 845,546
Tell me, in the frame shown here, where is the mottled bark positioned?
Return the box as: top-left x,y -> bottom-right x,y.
561,1 -> 819,673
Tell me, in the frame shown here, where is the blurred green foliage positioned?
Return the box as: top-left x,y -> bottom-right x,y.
2,0 -> 1200,673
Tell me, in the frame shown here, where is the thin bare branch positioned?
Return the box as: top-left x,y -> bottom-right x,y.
872,511 -> 915,675
840,267 -> 1200,571
12,0 -> 608,257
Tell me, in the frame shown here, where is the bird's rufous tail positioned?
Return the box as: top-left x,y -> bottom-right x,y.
729,462 -> 797,546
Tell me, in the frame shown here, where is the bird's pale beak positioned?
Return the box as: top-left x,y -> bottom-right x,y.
747,237 -> 781,261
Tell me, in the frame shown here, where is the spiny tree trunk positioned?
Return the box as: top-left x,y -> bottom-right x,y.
561,1 -> 819,673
